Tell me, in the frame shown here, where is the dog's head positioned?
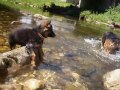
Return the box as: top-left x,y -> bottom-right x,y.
38,19 -> 56,38
102,31 -> 118,46
103,39 -> 120,54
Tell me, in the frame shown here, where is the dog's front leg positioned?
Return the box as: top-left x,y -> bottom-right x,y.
31,51 -> 37,70
38,45 -> 44,63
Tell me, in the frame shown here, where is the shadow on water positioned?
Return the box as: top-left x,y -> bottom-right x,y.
0,69 -> 8,83
0,3 -> 21,14
0,3 -> 22,53
41,3 -> 80,19
0,3 -> 14,11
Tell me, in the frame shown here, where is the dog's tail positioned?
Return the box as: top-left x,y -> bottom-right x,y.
8,33 -> 16,50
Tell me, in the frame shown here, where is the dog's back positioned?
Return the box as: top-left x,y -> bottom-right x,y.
8,27 -> 40,49
8,19 -> 56,50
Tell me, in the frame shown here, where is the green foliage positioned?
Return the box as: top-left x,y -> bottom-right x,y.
80,5 -> 120,23
80,11 -> 91,17
0,0 -> 71,16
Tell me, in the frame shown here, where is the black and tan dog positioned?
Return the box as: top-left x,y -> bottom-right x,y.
8,19 -> 56,69
102,31 -> 120,54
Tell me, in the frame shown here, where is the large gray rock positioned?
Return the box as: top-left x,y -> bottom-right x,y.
103,69 -> 120,90
0,47 -> 30,75
0,47 -> 29,65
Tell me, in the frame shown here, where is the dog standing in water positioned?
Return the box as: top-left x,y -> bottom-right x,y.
8,19 -> 56,70
102,31 -> 120,54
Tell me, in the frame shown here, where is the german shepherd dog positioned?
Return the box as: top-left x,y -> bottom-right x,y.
102,31 -> 120,54
8,19 -> 56,70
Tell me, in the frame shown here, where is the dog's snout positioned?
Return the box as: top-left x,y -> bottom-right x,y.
49,31 -> 56,37
52,33 -> 56,37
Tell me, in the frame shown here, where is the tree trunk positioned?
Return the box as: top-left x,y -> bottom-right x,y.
78,0 -> 82,8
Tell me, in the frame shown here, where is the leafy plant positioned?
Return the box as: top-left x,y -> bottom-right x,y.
80,5 -> 120,23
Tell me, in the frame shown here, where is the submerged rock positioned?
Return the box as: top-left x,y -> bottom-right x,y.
3,67 -> 89,90
0,84 -> 22,90
65,82 -> 89,90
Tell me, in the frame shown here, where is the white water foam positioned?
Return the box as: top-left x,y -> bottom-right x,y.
20,15 -> 33,24
84,38 -> 101,48
97,49 -> 120,62
84,38 -> 120,62
20,15 -> 42,26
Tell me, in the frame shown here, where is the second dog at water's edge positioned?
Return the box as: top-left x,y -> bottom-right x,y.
102,31 -> 120,54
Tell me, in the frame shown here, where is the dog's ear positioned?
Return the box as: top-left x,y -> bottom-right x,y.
41,19 -> 51,28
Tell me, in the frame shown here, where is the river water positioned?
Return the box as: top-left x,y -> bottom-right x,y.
0,7 -> 120,90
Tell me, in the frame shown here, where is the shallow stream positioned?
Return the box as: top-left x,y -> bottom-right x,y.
0,7 -> 120,90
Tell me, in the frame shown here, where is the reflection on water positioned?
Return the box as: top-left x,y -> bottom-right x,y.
51,18 -> 76,31
74,21 -> 111,37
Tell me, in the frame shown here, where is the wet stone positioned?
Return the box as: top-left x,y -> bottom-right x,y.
24,78 -> 45,90
103,69 -> 120,90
